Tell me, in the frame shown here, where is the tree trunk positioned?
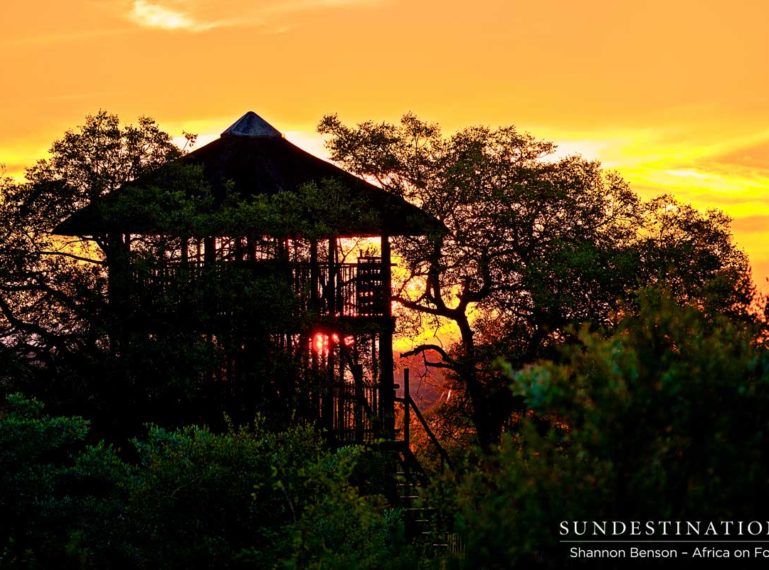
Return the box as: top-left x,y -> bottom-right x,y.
457,315 -> 501,451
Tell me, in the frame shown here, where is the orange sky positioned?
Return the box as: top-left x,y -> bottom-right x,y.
3,0 -> 769,290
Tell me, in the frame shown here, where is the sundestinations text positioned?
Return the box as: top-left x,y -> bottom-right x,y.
560,520 -> 769,537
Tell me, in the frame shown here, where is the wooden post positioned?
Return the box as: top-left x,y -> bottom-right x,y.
106,232 -> 132,354
203,237 -> 216,318
181,237 -> 189,264
327,237 -> 336,315
204,237 -> 216,265
233,236 -> 243,262
403,368 -> 410,448
380,234 -> 395,440
310,239 -> 319,312
353,363 -> 364,444
325,338 -> 336,435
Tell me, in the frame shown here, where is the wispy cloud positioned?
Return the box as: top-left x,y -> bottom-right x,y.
128,0 -> 223,31
732,215 -> 769,235
125,0 -> 383,32
711,138 -> 769,172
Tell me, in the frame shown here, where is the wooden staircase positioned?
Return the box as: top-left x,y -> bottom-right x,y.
395,445 -> 449,551
336,365 -> 463,557
390,369 -> 458,552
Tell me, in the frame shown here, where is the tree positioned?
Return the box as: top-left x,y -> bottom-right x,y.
0,113 -> 186,427
0,393 -> 419,568
446,290 -> 769,568
319,114 -> 753,449
0,112 -> 183,351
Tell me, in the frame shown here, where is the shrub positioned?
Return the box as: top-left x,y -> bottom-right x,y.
0,396 -> 419,568
451,291 -> 769,568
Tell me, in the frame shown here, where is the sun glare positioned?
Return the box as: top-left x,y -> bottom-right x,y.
311,332 -> 354,356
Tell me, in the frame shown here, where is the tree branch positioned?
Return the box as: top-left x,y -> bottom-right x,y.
40,251 -> 105,265
395,295 -> 456,319
401,343 -> 456,366
423,360 -> 457,370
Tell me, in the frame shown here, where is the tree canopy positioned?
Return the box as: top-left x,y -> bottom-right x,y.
0,113 -> 196,435
319,113 -> 754,448
0,112 -> 183,357
451,290 -> 769,567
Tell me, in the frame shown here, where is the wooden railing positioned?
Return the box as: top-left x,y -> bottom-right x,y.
128,257 -> 387,319
396,368 -> 453,472
329,380 -> 381,444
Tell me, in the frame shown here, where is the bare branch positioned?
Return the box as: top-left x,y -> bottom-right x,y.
40,251 -> 105,265
423,360 -> 457,370
395,295 -> 456,319
401,343 -> 456,366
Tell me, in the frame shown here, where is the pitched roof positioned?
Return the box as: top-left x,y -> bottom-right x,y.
54,112 -> 444,238
221,111 -> 282,138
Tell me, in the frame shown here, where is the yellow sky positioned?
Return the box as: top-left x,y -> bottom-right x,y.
3,0 -> 769,289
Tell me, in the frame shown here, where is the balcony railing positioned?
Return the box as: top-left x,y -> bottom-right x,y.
128,256 -> 388,320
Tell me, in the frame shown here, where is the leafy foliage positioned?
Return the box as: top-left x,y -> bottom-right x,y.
320,113 -> 754,447
0,394 -> 91,567
0,113 -> 183,422
446,291 -> 769,567
0,395 -> 417,569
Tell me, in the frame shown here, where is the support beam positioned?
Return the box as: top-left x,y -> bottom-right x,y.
403,368 -> 410,448
380,234 -> 395,440
310,239 -> 319,312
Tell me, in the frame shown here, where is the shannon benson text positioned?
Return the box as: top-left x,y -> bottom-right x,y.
560,520 -> 769,538
570,547 -> 678,559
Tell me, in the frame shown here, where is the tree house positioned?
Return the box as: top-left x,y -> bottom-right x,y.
54,111 -> 443,444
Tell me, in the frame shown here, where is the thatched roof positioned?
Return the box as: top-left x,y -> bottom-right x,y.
54,112 -> 443,238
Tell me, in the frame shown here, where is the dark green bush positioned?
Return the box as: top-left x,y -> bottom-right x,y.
449,291 -> 769,568
0,393 -> 91,567
0,396 -> 419,569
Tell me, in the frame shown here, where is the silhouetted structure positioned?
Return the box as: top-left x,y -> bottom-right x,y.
55,111 -> 442,448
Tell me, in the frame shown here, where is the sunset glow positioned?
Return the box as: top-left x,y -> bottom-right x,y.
3,0 -> 769,289
312,332 -> 354,356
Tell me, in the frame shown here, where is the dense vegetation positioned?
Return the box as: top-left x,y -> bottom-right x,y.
1,113 -> 767,568
320,114 -> 753,448
449,290 -> 769,567
0,394 -> 417,568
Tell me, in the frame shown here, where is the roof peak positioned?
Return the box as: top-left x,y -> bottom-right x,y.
221,111 -> 282,138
